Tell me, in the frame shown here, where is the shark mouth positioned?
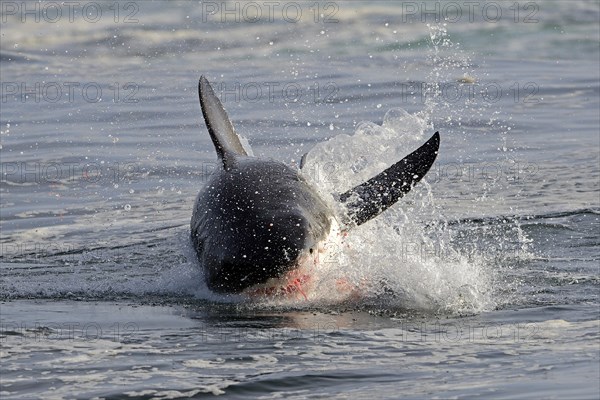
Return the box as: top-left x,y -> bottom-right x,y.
243,268 -> 313,300
242,218 -> 362,301
242,242 -> 323,300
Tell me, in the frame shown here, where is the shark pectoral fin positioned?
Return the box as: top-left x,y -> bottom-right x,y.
299,152 -> 309,169
339,131 -> 440,226
198,76 -> 248,167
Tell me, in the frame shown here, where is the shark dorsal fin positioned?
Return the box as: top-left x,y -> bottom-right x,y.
340,132 -> 440,226
198,76 -> 248,168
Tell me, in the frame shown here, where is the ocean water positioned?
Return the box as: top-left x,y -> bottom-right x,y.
1,1 -> 599,398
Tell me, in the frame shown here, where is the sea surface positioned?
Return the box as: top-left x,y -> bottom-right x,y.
1,1 -> 599,399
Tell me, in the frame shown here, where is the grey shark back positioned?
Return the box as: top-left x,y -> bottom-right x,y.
191,76 -> 439,295
192,76 -> 331,293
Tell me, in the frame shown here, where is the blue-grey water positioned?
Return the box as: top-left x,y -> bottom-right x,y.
1,1 -> 599,399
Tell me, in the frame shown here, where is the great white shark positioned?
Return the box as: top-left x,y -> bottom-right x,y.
191,76 -> 440,297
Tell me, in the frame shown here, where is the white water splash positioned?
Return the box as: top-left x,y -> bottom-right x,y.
296,107 -> 493,314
